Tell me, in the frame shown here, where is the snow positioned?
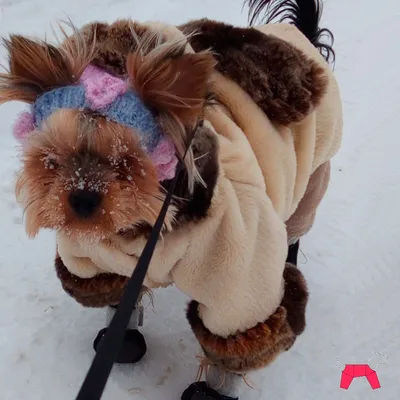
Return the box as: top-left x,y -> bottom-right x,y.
0,0 -> 400,399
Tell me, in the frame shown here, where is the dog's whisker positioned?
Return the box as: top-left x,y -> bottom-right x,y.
194,152 -> 210,162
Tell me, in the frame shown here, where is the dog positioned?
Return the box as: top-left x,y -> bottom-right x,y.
0,1 -> 342,399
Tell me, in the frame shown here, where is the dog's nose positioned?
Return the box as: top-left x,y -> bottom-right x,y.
69,190 -> 101,218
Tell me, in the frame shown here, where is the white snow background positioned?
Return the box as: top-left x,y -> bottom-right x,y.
0,0 -> 399,399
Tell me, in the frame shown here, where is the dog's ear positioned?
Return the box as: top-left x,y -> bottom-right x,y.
126,32 -> 216,127
0,28 -> 95,104
126,31 -> 216,191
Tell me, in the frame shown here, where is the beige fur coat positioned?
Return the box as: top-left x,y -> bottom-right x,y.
57,21 -> 342,342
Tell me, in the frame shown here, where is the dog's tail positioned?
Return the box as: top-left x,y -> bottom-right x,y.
247,0 -> 335,63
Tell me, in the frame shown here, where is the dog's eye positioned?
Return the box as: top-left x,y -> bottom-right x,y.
48,159 -> 58,170
41,155 -> 59,170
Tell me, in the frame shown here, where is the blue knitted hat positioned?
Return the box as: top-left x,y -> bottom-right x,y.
13,64 -> 178,181
32,64 -> 162,152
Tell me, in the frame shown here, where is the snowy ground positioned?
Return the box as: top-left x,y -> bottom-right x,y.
0,0 -> 400,399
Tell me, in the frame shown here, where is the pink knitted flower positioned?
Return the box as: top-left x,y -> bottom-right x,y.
80,64 -> 128,110
149,138 -> 179,181
13,111 -> 35,144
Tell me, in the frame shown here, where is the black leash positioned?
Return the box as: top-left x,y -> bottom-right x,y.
75,120 -> 202,400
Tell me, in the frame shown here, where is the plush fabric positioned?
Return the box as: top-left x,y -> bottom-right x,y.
75,20 -> 147,76
180,19 -> 328,126
55,255 -> 129,307
186,262 -> 307,373
57,135 -> 289,336
56,20 -> 342,358
286,161 -> 331,243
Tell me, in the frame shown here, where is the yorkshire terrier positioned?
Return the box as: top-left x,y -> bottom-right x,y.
0,1 -> 342,399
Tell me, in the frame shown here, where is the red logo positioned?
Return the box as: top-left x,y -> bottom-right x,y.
337,349 -> 387,390
340,364 -> 380,390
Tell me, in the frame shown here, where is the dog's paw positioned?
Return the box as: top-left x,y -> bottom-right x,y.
181,382 -> 238,400
93,328 -> 147,364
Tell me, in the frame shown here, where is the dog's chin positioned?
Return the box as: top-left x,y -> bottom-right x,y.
24,201 -> 177,243
24,220 -> 114,243
27,205 -> 175,244
59,220 -> 152,244
58,225 -> 115,244
23,204 -> 146,243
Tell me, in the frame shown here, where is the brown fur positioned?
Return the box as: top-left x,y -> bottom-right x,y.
180,18 -> 328,125
281,263 -> 308,335
0,25 -> 96,104
162,123 -> 219,223
187,301 -> 295,373
126,31 -> 215,128
0,21 -> 218,242
186,262 -> 308,373
118,123 -> 220,238
75,20 -> 149,76
69,20 -> 216,192
126,29 -> 216,190
55,255 -> 128,307
73,19 -> 327,127
16,109 -> 166,240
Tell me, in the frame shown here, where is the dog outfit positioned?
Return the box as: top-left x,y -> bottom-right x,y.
51,16 -> 342,382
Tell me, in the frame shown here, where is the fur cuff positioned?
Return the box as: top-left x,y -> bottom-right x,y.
55,256 -> 129,307
186,263 -> 308,373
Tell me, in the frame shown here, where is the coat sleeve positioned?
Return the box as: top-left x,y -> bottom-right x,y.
171,174 -> 308,373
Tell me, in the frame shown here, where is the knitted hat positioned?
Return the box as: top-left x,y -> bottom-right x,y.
13,64 -> 178,181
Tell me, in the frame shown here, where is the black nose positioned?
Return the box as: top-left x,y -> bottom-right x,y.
69,190 -> 101,218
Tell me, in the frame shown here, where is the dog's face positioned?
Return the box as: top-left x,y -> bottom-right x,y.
16,109 -> 164,241
0,24 -> 216,241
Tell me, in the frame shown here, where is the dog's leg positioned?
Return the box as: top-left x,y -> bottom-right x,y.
93,304 -> 147,364
106,304 -> 142,330
207,366 -> 242,398
286,240 -> 300,266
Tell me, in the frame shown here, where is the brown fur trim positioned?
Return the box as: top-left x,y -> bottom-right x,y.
282,263 -> 308,335
186,262 -> 308,373
164,123 -> 219,223
187,301 -> 295,373
180,19 -> 328,125
75,20 -> 149,76
55,255 -> 128,307
77,19 -> 327,126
